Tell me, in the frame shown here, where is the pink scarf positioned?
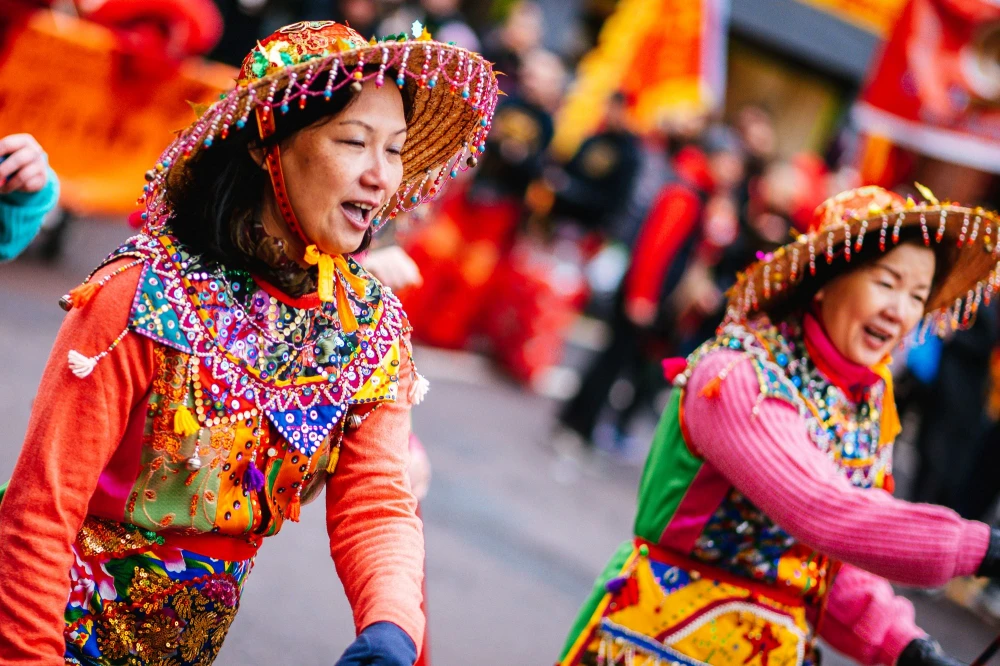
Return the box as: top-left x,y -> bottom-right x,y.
802,311 -> 881,402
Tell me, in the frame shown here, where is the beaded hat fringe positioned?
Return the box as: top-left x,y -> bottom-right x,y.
726,185 -> 1000,339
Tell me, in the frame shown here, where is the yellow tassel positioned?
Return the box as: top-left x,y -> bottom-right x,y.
173,405 -> 201,437
325,445 -> 341,474
303,244 -> 336,303
69,282 -> 100,309
285,493 -> 301,522
700,375 -> 723,399
872,363 -> 902,445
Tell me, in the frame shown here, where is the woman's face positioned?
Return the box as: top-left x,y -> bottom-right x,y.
277,81 -> 406,255
816,242 -> 935,367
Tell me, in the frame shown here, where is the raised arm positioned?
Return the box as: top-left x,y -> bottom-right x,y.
683,350 -> 989,587
0,260 -> 154,664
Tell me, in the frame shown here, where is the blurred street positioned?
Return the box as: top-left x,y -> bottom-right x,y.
0,218 -> 993,665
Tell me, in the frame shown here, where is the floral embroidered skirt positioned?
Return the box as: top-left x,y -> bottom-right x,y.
64,517 -> 253,666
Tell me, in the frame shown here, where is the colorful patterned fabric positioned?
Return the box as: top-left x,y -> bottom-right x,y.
560,315 -> 892,666
92,232 -> 405,539
64,517 -> 253,666
562,541 -> 817,666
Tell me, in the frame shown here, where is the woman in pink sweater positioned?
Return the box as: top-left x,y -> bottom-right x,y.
0,21 -> 497,666
559,186 -> 1000,666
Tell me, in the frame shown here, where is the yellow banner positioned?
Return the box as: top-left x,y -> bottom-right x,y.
0,10 -> 235,216
797,0 -> 908,36
552,0 -> 727,158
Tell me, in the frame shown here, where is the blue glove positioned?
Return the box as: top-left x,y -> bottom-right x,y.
334,621 -> 417,666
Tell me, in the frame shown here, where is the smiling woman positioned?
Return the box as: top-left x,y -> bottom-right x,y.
0,20 -> 496,666
167,63 -> 415,297
559,186 -> 1000,666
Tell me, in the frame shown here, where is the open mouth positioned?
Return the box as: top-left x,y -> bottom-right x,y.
862,323 -> 894,347
341,201 -> 376,229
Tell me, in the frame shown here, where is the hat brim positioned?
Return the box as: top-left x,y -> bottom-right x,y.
145,39 -> 497,229
727,204 -> 1000,335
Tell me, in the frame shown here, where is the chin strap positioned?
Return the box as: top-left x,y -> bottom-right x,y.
255,108 -> 366,327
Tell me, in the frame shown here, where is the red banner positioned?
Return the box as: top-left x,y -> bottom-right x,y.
854,0 -> 1000,173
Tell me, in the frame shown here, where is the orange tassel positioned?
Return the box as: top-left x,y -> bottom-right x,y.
69,282 -> 100,309
335,280 -> 359,332
285,493 -> 301,522
700,375 -> 723,399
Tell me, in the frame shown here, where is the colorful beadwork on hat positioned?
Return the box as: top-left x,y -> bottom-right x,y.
726,185 -> 1000,339
138,20 -> 499,235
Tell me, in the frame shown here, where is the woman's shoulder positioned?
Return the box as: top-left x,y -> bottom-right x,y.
681,319 -> 803,412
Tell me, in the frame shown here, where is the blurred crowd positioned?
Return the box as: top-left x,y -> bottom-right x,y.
203,4 -> 1000,556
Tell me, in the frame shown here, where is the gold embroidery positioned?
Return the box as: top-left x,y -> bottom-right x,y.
77,517 -> 160,559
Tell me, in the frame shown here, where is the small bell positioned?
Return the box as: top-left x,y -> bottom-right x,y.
58,295 -> 73,311
144,170 -> 157,182
466,156 -> 478,168
346,414 -> 363,430
350,80 -> 363,93
185,443 -> 203,471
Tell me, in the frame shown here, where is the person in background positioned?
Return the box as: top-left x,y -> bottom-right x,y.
482,0 -> 545,97
545,92 -> 641,238
471,48 -> 566,203
554,127 -> 744,457
378,0 -> 480,51
0,133 -> 59,262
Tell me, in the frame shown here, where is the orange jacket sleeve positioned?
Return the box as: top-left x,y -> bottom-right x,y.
0,260 -> 154,665
325,336 -> 425,652
624,184 -> 701,310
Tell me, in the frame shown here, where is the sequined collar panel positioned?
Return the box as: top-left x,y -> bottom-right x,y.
105,233 -> 404,456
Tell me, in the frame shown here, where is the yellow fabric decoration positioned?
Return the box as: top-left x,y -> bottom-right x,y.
872,363 -> 901,445
303,245 -> 369,333
173,405 -> 201,437
303,244 -> 335,303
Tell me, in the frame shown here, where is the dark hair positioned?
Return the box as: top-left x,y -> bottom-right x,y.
167,66 -> 413,296
765,225 -> 958,322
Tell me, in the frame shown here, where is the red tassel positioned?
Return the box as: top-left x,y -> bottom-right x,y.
285,493 -> 301,522
883,473 -> 895,495
700,375 -> 723,399
69,282 -> 100,309
661,357 -> 688,382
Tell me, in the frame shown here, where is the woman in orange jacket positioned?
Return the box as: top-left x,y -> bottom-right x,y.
0,20 -> 497,666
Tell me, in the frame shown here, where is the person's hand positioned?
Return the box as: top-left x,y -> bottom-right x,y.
0,134 -> 49,195
897,637 -> 965,666
335,622 -> 417,666
977,526 -> 1000,578
362,246 -> 423,291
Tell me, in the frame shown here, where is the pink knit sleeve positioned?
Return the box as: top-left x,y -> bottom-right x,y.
683,349 -> 989,587
814,564 -> 924,666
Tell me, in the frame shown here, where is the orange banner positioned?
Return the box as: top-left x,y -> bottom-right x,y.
0,10 -> 235,216
798,0 -> 909,35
